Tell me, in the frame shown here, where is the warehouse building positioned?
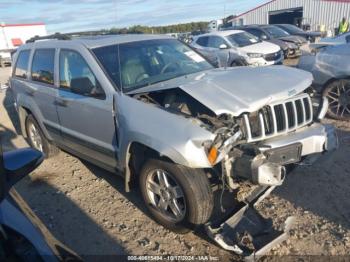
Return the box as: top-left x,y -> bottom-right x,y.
0,22 -> 47,65
228,0 -> 350,33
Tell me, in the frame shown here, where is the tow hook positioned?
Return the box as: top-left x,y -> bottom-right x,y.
205,186 -> 295,260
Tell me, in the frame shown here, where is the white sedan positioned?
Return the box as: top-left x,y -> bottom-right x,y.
190,30 -> 283,67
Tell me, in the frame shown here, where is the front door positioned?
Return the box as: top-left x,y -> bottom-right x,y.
55,49 -> 117,171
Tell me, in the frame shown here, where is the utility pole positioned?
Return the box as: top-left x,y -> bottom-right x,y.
224,4 -> 226,20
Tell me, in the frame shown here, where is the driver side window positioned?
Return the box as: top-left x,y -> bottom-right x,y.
208,36 -> 228,48
59,49 -> 105,99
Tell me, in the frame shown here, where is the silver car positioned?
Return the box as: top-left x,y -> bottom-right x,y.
298,43 -> 350,120
10,34 -> 337,256
190,30 -> 283,67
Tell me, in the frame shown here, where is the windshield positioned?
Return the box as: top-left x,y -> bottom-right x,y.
226,32 -> 260,47
263,26 -> 290,38
281,24 -> 304,34
92,39 -> 213,92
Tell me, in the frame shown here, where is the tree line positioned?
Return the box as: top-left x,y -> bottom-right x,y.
109,21 -> 209,34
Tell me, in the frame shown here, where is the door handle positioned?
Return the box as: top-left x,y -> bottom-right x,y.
55,98 -> 69,107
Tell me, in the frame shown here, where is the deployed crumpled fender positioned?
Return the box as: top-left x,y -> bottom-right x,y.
115,93 -> 216,170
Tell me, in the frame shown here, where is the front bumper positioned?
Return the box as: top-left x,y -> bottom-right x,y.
209,123 -> 337,256
259,122 -> 338,156
232,123 -> 337,186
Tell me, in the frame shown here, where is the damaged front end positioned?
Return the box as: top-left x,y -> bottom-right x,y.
130,80 -> 337,259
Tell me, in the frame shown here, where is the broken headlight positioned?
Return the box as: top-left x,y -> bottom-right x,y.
204,125 -> 242,165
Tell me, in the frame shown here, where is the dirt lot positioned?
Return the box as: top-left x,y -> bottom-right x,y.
1,65 -> 350,261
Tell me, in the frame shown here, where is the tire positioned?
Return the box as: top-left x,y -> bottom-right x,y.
139,159 -> 213,233
25,114 -> 59,158
323,79 -> 350,121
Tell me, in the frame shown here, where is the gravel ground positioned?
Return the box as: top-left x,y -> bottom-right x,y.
1,65 -> 350,261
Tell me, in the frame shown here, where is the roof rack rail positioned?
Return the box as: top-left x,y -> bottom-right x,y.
65,30 -> 115,37
26,32 -> 71,43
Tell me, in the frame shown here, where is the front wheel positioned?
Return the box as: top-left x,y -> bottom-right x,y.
139,159 -> 213,233
323,79 -> 350,120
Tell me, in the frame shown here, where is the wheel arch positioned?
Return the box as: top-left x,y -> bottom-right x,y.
124,141 -> 177,192
322,76 -> 350,93
17,104 -> 52,141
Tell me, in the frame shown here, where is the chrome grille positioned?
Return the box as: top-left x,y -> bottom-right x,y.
243,93 -> 313,142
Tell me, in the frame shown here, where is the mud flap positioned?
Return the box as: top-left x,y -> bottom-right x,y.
205,186 -> 295,260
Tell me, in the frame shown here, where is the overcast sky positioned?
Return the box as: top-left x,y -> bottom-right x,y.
0,0 -> 267,33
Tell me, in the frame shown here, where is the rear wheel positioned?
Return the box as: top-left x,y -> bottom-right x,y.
323,79 -> 350,120
139,159 -> 213,233
25,115 -> 59,158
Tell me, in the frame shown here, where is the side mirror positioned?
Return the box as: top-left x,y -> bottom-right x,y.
70,77 -> 94,96
219,44 -> 228,49
70,77 -> 105,99
261,35 -> 268,40
3,148 -> 44,190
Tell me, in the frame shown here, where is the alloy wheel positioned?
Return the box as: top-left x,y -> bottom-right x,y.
145,169 -> 186,222
28,122 -> 43,151
326,80 -> 350,119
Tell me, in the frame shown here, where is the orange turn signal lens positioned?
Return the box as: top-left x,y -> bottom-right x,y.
208,147 -> 218,165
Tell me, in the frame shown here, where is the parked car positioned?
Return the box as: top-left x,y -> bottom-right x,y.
275,24 -> 322,43
298,44 -> 350,120
236,25 -> 306,58
10,33 -> 337,256
309,32 -> 350,50
0,55 -> 12,67
0,142 -> 80,261
191,30 -> 283,67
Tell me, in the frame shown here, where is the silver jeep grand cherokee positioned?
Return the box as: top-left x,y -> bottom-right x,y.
10,34 -> 337,256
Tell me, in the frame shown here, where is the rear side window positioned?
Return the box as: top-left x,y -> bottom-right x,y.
31,49 -> 55,85
208,36 -> 227,48
196,36 -> 209,47
14,50 -> 30,78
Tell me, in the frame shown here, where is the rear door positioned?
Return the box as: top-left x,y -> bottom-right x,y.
55,48 -> 117,171
193,36 -> 213,59
14,48 -> 61,141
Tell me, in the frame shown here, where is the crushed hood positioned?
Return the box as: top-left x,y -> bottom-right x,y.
178,66 -> 313,116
